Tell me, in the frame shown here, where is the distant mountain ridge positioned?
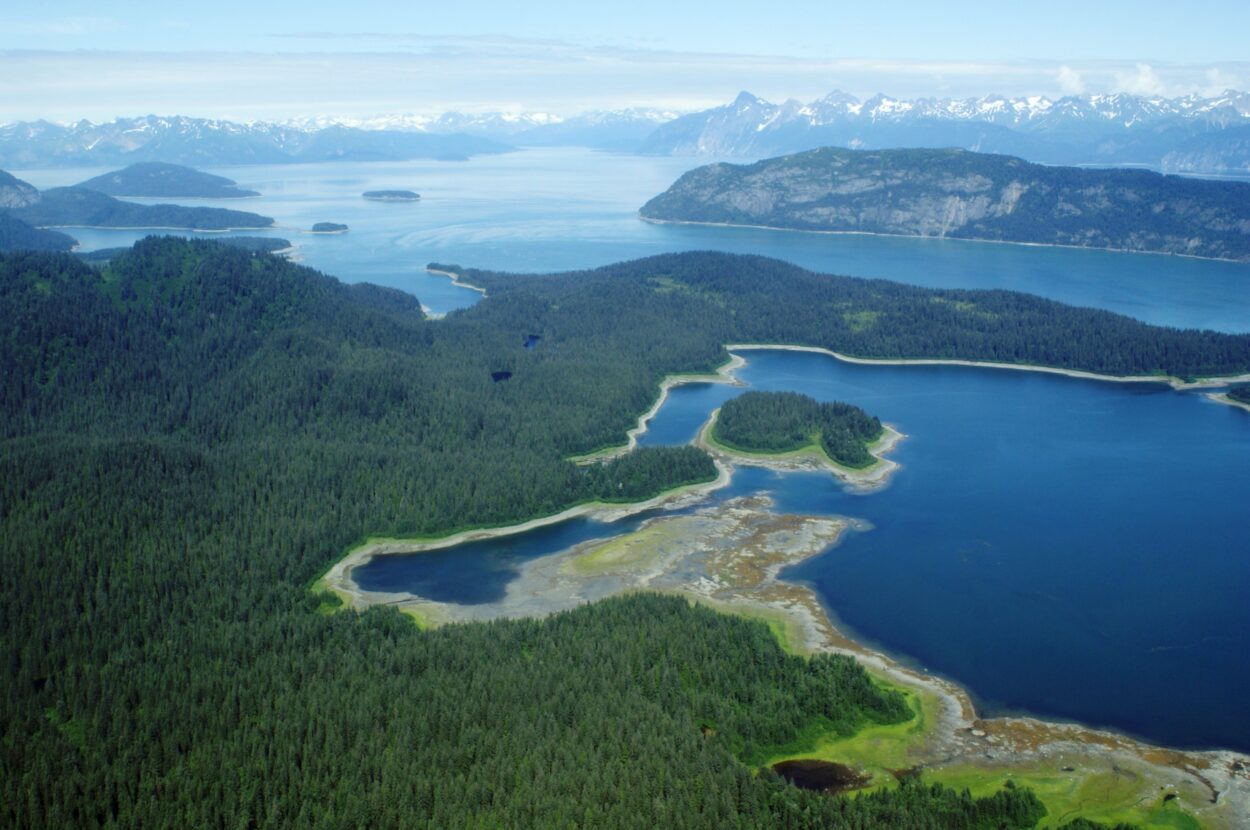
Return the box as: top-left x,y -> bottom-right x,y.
640,147 -> 1250,261
6,91 -> 1250,172
281,108 -> 678,151
637,89 -> 1250,174
0,116 -> 514,168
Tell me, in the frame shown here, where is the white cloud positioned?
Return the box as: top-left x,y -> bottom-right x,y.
1,48 -> 1247,124
1056,65 -> 1085,95
1114,62 -> 1167,96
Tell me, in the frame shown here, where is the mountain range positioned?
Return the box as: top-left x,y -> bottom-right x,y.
0,116 -> 513,168
3,91 -> 1250,173
638,90 -> 1250,174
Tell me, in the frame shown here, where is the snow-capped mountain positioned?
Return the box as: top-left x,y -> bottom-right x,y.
0,115 -> 514,168
284,108 -> 679,151
5,93 -> 1250,173
637,90 -> 1250,174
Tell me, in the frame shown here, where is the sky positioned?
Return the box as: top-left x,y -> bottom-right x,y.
2,1 -> 1249,122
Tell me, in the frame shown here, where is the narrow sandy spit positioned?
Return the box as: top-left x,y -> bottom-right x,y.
726,342 -> 1250,390
425,267 -> 488,296
1208,391 -> 1250,413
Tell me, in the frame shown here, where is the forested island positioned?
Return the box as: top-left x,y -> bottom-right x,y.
8,239 -> 1246,826
640,147 -> 1250,261
363,189 -> 421,201
1229,385 -> 1250,405
713,391 -> 883,468
5,184 -> 273,230
76,162 -> 260,198
311,221 -> 348,233
0,212 -> 75,252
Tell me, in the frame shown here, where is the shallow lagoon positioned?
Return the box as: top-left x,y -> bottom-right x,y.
358,349 -> 1250,753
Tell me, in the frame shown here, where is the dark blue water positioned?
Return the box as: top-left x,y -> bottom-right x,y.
355,349 -> 1250,752
17,149 -> 1250,331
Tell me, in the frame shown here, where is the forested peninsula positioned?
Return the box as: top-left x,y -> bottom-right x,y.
76,162 -> 260,198
640,147 -> 1250,261
0,212 -> 75,252
2,170 -> 276,230
8,239 -> 1247,827
4,183 -> 273,230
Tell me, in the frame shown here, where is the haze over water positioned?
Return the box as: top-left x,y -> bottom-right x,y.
17,148 -> 1250,332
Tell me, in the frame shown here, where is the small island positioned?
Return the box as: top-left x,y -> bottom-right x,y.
1230,386 -> 1250,406
311,222 -> 348,233
362,189 -> 420,202
76,162 -> 260,198
710,390 -> 884,468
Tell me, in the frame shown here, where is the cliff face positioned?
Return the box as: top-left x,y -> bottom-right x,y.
0,171 -> 40,209
641,148 -> 1250,261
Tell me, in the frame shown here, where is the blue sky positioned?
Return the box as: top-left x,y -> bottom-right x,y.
2,1 -> 1248,121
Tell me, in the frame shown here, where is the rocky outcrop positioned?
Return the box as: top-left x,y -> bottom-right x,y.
0,170 -> 40,209
641,147 -> 1250,261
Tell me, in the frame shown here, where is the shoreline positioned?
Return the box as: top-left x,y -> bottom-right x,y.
320,467 -> 1249,827
1208,391 -> 1250,413
695,407 -> 905,492
725,342 -> 1250,391
639,214 -> 1250,266
316,342 -> 1250,825
426,267 -> 488,296
35,222 -> 278,233
567,353 -> 746,463
317,459 -> 734,611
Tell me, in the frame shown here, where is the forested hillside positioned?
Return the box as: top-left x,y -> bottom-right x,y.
3,239 -> 1220,827
457,252 -> 1250,379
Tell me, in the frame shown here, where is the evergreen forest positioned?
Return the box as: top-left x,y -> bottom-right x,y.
5,237 -> 1231,827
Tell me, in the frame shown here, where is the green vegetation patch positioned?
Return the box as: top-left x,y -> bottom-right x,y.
927,766 -> 1198,830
